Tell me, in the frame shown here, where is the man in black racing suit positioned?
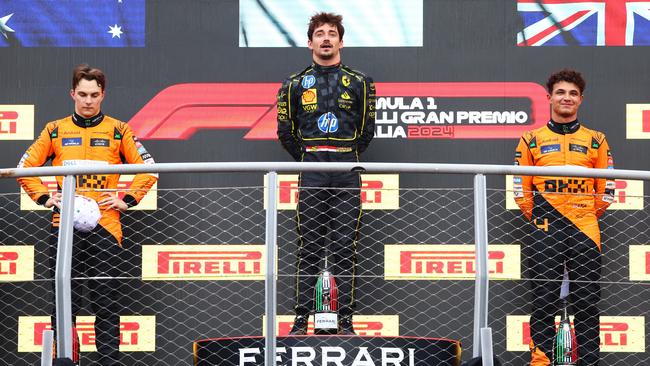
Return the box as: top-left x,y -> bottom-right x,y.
277,12 -> 376,335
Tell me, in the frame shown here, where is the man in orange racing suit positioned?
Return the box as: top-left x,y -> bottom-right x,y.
17,64 -> 157,366
514,69 -> 614,366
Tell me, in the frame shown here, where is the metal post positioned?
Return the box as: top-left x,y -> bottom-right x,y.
55,175 -> 76,360
472,174 -> 490,357
265,172 -> 278,365
480,327 -> 495,366
41,330 -> 54,366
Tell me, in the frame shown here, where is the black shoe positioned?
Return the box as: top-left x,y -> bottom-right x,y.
288,315 -> 308,335
337,316 -> 356,335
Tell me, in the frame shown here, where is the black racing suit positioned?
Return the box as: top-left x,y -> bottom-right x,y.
277,62 -> 376,318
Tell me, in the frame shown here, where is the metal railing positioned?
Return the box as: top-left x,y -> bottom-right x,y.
3,162 -> 648,365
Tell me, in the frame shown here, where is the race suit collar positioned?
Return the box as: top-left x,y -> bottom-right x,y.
72,111 -> 105,128
312,62 -> 341,73
547,119 -> 580,135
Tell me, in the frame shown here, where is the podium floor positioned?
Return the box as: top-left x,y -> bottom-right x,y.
194,335 -> 462,365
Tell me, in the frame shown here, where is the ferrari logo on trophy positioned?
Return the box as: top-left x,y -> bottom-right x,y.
314,270 -> 338,335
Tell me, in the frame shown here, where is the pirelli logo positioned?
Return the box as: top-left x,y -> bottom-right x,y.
263,174 -> 400,210
629,245 -> 650,281
384,244 -> 521,280
20,175 -> 158,211
505,176 -> 643,210
0,105 -> 34,140
626,104 -> 650,139
506,315 -> 645,353
18,315 -> 156,352
266,315 -> 399,336
0,246 -> 34,282
142,245 -> 265,280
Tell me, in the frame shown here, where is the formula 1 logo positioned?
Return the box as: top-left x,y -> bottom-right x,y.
127,83 -> 549,140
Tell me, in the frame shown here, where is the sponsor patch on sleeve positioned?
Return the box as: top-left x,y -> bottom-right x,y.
301,89 -> 317,105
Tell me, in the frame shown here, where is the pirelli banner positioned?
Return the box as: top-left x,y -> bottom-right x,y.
266,315 -> 400,337
626,104 -> 650,139
0,245 -> 34,282
384,244 -> 521,280
263,174 -> 400,210
0,105 -> 34,140
20,175 -> 158,211
629,245 -> 650,281
506,315 -> 645,353
141,245 -> 265,280
18,315 -> 156,352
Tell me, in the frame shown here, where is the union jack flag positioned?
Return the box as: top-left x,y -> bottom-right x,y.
517,0 -> 650,46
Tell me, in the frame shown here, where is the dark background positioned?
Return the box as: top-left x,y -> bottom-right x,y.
1,1 -> 648,365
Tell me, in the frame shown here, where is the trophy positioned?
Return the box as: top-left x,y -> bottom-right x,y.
313,269 -> 338,335
553,302 -> 577,365
553,265 -> 577,365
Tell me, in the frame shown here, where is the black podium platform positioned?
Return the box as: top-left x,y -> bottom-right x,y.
194,335 -> 461,365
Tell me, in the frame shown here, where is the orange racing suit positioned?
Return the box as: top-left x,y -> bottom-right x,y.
17,113 -> 157,244
514,120 -> 614,366
514,120 -> 614,249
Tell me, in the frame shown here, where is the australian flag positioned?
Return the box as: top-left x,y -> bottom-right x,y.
0,0 -> 145,47
517,0 -> 650,46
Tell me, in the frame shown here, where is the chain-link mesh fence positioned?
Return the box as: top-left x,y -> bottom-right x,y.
1,175 -> 648,365
490,186 -> 650,365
